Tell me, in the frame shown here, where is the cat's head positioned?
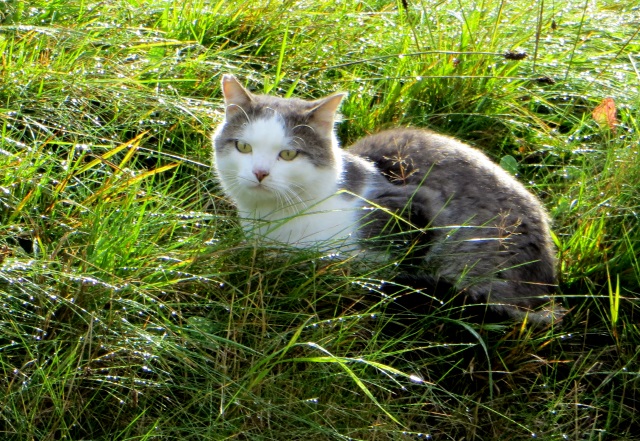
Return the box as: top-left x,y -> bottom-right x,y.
213,74 -> 345,214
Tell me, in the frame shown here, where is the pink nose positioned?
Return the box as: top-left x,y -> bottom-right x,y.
254,170 -> 269,182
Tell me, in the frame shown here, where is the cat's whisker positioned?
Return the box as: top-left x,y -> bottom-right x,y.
291,124 -> 315,134
277,191 -> 294,212
264,106 -> 283,121
290,136 -> 307,148
285,180 -> 307,193
276,189 -> 300,215
278,182 -> 309,208
283,188 -> 308,210
224,104 -> 251,124
259,179 -> 308,214
271,185 -> 298,210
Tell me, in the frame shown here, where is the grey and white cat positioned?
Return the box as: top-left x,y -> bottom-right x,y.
213,74 -> 562,324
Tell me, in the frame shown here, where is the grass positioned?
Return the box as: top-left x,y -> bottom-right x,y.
1,0 -> 639,439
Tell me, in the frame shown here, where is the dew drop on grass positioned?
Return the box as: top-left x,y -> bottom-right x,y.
409,374 -> 424,384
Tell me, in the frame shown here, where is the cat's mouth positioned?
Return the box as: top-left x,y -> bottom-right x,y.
252,182 -> 270,190
248,181 -> 273,193
239,175 -> 271,191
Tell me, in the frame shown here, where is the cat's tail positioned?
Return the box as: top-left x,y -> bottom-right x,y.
383,272 -> 567,328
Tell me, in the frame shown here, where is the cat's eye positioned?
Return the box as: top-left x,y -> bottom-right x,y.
235,140 -> 252,154
279,149 -> 298,161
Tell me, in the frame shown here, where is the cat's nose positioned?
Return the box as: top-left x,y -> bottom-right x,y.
254,170 -> 269,182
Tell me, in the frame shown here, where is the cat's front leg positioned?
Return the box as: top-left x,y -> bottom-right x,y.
358,185 -> 436,258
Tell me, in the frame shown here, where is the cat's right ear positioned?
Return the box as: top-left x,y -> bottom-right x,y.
221,74 -> 252,118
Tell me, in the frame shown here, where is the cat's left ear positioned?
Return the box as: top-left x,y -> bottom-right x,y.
221,74 -> 253,118
307,93 -> 347,133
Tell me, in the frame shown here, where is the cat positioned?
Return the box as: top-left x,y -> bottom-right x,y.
212,74 -> 562,325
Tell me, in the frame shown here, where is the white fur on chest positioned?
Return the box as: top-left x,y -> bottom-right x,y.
240,192 -> 363,247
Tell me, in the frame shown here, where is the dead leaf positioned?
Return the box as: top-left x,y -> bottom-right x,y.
592,97 -> 618,132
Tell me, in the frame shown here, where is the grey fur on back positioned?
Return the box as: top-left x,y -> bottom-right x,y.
347,128 -> 559,320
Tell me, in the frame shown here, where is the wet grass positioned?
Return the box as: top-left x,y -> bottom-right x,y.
1,0 -> 639,439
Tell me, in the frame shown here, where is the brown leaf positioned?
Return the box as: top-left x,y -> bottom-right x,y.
592,97 -> 618,131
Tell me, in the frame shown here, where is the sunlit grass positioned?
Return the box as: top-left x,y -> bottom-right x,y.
1,0 -> 639,439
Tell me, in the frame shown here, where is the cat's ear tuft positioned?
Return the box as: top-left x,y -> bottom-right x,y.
307,93 -> 347,133
221,74 -> 252,118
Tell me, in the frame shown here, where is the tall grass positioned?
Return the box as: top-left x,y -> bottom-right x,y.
1,0 -> 639,439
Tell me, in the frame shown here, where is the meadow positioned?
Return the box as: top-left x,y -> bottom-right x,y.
1,0 -> 639,439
